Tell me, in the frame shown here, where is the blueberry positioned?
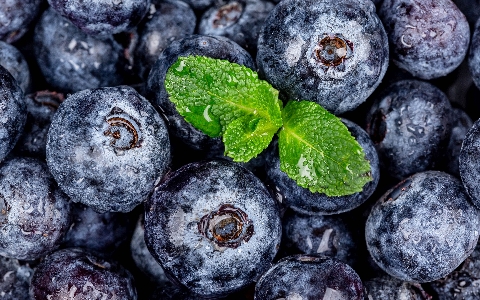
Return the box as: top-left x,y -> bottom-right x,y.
379,0 -> 470,80
265,118 -> 379,215
134,0 -> 196,80
144,160 -> 281,298
198,0 -> 275,54
0,65 -> 26,163
256,0 -> 389,115
468,17 -> 480,91
63,203 -> 135,256
364,275 -> 431,299
130,215 -> 169,284
445,108 -> 473,177
0,257 -> 33,300
146,35 -> 255,151
46,86 -> 171,213
48,0 -> 151,36
281,209 -> 358,267
458,118 -> 480,209
254,254 -> 365,300
365,171 -> 480,283
14,91 -> 64,158
0,156 -> 72,260
33,8 -> 124,93
0,41 -> 30,93
30,248 -> 137,299
0,0 -> 42,43
365,80 -> 453,180
180,0 -> 214,11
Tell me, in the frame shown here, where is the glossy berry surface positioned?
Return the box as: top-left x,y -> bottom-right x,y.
48,0 -> 151,36
30,248 -> 137,299
0,156 -> 71,260
34,8 -> 124,94
379,0 -> 469,79
0,41 -> 30,93
255,254 -> 365,300
144,160 -> 281,298
366,171 -> 480,283
146,34 -> 255,151
0,257 -> 33,300
366,80 -> 453,180
46,86 -> 171,213
265,119 -> 379,215
256,0 -> 389,114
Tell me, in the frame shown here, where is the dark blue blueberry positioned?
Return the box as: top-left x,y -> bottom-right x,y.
30,248 -> 137,299
365,171 -> 480,282
14,91 -> 64,158
0,41 -> 30,93
146,35 -> 255,151
256,0 -> 389,114
134,0 -> 196,80
46,86 -> 171,213
130,215 -> 169,284
469,17 -> 480,91
265,119 -> 379,215
365,80 -> 453,180
379,0 -> 470,80
0,65 -> 26,163
48,0 -> 151,36
459,118 -> 480,209
144,160 -> 281,298
364,275 -> 431,299
445,108 -> 473,177
63,203 -> 135,257
0,156 -> 72,260
0,0 -> 42,43
281,209 -> 358,267
198,0 -> 275,54
0,257 -> 33,300
33,8 -> 124,93
255,254 -> 365,300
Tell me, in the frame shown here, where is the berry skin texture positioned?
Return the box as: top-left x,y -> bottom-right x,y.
0,0 -> 42,43
34,8 -> 124,94
30,248 -> 137,300
0,157 -> 72,261
146,35 -> 255,151
459,118 -> 480,209
469,17 -> 480,91
0,65 -> 26,163
254,254 -> 365,300
0,41 -> 30,93
0,256 -> 34,300
265,119 -> 379,215
46,86 -> 171,213
379,0 -> 470,80
256,0 -> 389,115
144,160 -> 281,298
365,171 -> 480,283
48,0 -> 151,37
366,80 -> 453,180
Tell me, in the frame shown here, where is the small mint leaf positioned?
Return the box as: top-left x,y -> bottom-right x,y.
278,100 -> 372,196
165,56 -> 283,160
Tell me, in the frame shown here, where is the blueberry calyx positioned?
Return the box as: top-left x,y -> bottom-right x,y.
103,107 -> 143,151
212,2 -> 243,29
198,204 -> 254,249
314,34 -> 353,67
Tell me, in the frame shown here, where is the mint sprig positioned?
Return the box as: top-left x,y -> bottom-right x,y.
165,56 -> 372,196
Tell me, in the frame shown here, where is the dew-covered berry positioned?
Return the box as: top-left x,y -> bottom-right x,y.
144,160 -> 281,298
0,41 -> 30,93
46,86 -> 171,213
256,0 -> 389,115
265,119 -> 379,215
0,156 -> 72,260
0,257 -> 33,300
255,254 -> 365,300
34,8 -> 124,93
48,0 -> 151,36
365,80 -> 453,180
365,171 -> 480,283
134,0 -> 196,80
198,0 -> 275,54
0,65 -> 26,163
379,0 -> 470,79
146,35 -> 255,151
0,0 -> 42,43
30,248 -> 137,300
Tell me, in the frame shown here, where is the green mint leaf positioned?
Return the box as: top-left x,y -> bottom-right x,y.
165,56 -> 283,161
278,100 -> 372,196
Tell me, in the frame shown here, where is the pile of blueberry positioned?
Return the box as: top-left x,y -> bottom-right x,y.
2,0 -> 480,299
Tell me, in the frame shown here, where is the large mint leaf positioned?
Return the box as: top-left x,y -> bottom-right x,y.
165,56 -> 283,162
278,100 -> 372,196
